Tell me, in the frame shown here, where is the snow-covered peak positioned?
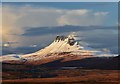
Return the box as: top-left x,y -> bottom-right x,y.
22,33 -> 96,59
1,33 -> 115,62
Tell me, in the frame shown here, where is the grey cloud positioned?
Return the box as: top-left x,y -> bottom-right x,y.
80,28 -> 118,54
21,25 -> 118,54
22,25 -> 117,36
3,25 -> 118,55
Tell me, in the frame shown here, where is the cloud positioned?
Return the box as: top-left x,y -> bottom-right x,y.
23,25 -> 116,36
58,10 -> 109,26
3,25 -> 118,54
2,5 -> 109,41
81,28 -> 118,54
18,25 -> 118,54
94,12 -> 109,16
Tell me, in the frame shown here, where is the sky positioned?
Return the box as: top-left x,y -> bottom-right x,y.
1,0 -> 119,2
1,2 -> 118,55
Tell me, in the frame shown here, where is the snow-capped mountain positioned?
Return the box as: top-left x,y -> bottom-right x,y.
0,33 -> 116,64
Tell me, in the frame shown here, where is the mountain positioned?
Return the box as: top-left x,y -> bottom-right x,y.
0,33 -> 117,66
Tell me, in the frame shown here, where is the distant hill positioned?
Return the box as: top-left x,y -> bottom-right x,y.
38,56 -> 119,70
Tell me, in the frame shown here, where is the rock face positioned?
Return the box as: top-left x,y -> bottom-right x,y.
0,33 -> 115,64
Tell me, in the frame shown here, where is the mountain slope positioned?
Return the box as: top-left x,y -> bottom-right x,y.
0,33 -> 116,65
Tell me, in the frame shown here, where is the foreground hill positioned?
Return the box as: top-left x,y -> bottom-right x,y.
2,68 -> 119,84
2,56 -> 119,80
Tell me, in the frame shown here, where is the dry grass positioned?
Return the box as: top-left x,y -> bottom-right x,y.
2,69 -> 119,84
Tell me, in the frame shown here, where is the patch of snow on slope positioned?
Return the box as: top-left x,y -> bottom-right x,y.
0,54 -> 26,62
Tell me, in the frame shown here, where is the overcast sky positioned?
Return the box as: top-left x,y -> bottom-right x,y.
1,2 -> 118,55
